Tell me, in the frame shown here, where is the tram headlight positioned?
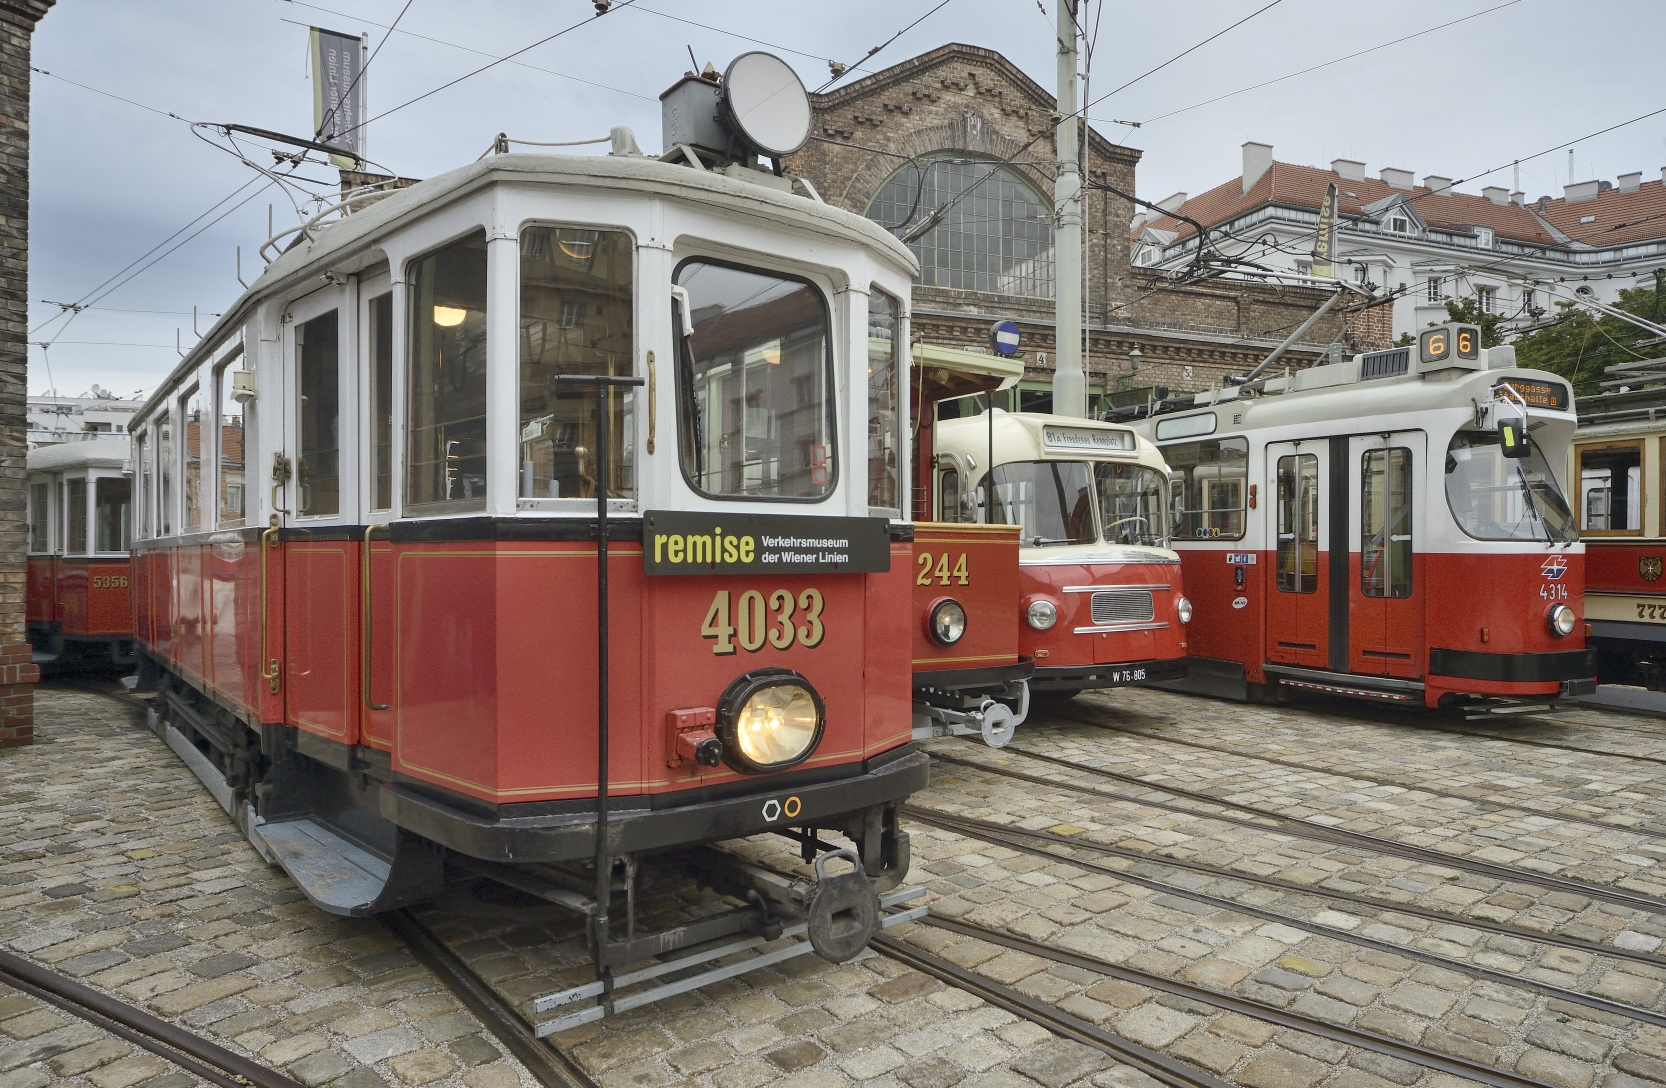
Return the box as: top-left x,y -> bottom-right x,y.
1026,599 -> 1058,631
1547,603 -> 1577,638
929,599 -> 967,645
716,669 -> 825,774
1177,596 -> 1193,625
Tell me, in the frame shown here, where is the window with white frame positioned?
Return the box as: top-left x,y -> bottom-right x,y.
1391,217 -> 1409,234
1476,286 -> 1495,313
1426,277 -> 1444,303
1475,227 -> 1494,248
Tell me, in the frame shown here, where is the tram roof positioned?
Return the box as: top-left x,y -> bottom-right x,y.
141,152 -> 920,419
935,411 -> 1170,476
27,438 -> 131,473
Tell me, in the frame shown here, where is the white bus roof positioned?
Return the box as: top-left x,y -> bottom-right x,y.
936,412 -> 1170,476
27,438 -> 131,473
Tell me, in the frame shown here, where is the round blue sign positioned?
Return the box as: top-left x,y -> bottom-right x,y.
989,319 -> 1021,357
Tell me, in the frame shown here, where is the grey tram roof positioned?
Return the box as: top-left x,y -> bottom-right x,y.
27,438 -> 132,473
139,152 -> 921,420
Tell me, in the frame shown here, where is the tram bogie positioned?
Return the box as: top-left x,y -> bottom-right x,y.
26,441 -> 137,669
1120,323 -> 1594,708
128,73 -> 931,975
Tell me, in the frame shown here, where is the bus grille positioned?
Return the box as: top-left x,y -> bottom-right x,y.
1091,590 -> 1155,625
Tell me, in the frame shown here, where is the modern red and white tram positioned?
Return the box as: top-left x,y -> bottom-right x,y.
26,440 -> 137,669
931,411 -> 1190,694
1120,323 -> 1594,708
129,56 -> 936,982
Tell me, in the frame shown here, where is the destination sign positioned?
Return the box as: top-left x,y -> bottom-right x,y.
1495,377 -> 1569,411
643,510 -> 892,576
1041,424 -> 1135,453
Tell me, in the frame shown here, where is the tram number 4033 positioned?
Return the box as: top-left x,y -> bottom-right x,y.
702,588 -> 825,655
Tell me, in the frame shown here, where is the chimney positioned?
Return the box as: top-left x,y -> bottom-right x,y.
1242,141 -> 1272,195
1331,158 -> 1365,181
1422,176 -> 1453,195
1156,191 -> 1188,213
1618,172 -> 1642,193
1564,179 -> 1600,204
1380,167 -> 1413,190
1510,191 -> 1524,206
1482,186 -> 1509,205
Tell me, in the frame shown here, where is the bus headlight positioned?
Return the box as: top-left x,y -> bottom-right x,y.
1177,597 -> 1193,625
1026,599 -> 1058,630
1547,603 -> 1577,638
716,669 -> 825,774
929,599 -> 967,645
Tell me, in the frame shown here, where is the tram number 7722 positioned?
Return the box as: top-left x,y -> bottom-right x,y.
702,588 -> 826,654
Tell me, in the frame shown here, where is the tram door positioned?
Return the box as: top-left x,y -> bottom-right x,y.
1349,433 -> 1425,678
1265,441 -> 1329,669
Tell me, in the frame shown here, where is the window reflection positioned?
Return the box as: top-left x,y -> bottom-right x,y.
408,231 -> 488,510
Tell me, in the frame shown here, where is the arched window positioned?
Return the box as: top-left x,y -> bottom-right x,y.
867,154 -> 1054,299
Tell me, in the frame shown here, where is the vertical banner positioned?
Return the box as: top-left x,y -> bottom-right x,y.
1311,181 -> 1338,279
310,26 -> 365,168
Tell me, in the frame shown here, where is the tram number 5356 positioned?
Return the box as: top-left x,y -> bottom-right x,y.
702,588 -> 825,655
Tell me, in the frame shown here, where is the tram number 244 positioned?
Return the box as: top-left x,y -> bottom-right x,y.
703,589 -> 825,655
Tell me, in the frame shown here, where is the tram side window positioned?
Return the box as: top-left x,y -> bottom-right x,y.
160,421 -> 174,536
676,260 -> 835,501
28,481 -> 48,553
937,465 -> 961,523
1361,448 -> 1412,598
134,431 -> 149,539
182,386 -> 204,530
369,293 -> 393,510
989,461 -> 1095,547
1445,430 -> 1576,543
1094,463 -> 1169,548
518,227 -> 633,501
1163,437 -> 1248,540
1577,444 -> 1642,533
216,362 -> 245,527
96,478 -> 131,553
1276,454 -> 1318,593
65,478 -> 87,555
297,312 -> 340,517
408,231 -> 488,510
867,288 -> 901,513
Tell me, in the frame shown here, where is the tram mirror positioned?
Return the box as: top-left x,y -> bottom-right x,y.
1497,417 -> 1530,458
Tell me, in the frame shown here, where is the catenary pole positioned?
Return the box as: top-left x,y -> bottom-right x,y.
1052,0 -> 1085,417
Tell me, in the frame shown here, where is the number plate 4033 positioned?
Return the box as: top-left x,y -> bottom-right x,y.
702,588 -> 825,655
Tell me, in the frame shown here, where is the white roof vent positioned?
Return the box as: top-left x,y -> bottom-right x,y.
1331,158 -> 1365,181
1380,168 -> 1413,190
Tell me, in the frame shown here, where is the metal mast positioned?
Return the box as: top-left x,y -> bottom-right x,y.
1052,0 -> 1085,417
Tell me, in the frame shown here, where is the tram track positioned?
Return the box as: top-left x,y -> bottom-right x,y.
889,910 -> 1571,1088
931,748 -> 1666,968
1067,711 -> 1666,842
902,803 -> 1666,1030
0,947 -> 305,1088
938,738 -> 1666,916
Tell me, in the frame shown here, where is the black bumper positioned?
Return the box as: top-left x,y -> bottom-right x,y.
1031,657 -> 1188,692
1429,648 -> 1596,684
913,658 -> 1034,694
381,746 -> 930,864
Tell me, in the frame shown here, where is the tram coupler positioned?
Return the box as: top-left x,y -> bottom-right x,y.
912,680 -> 1030,748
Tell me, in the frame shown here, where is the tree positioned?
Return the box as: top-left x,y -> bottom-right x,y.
1510,278 -> 1665,396
1440,298 -> 1509,347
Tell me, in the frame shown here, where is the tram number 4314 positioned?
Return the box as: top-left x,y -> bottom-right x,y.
702,588 -> 825,655
1538,583 -> 1569,601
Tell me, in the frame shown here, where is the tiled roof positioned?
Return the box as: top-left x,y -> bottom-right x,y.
1136,161 -> 1579,249
1537,178 -> 1666,247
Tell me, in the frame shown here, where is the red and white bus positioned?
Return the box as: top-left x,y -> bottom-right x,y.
1121,323 -> 1593,709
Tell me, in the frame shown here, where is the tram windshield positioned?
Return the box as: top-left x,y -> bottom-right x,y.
1094,463 -> 1169,547
1444,430 -> 1577,544
988,461 -> 1095,547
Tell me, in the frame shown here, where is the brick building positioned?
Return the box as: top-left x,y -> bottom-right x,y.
1,0 -> 54,746
783,43 -> 1375,412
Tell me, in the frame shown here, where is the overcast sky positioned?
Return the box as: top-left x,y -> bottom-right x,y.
27,0 -> 1666,399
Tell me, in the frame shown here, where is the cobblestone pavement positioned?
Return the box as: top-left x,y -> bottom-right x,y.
12,686 -> 1666,1088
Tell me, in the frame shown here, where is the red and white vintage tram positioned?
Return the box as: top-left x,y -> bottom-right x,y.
1121,323 -> 1595,708
129,55 -> 948,998
930,411 -> 1190,695
26,440 -> 136,669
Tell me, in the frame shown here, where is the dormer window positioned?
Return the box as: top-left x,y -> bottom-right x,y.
1475,227 -> 1494,248
1391,217 -> 1409,234
1579,214 -> 1596,225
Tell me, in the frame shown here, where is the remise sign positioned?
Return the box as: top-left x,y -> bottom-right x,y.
642,511 -> 892,575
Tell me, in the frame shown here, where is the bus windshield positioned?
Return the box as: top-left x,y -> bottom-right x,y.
1444,430 -> 1577,544
1094,462 -> 1169,547
988,460 -> 1095,547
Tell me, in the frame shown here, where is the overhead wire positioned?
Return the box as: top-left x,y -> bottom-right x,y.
1080,0 -> 1284,114
314,0 -> 412,141
816,0 -> 957,93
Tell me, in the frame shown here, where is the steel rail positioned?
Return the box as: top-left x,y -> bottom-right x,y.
939,739 -> 1666,915
905,911 -> 1567,1088
1074,716 -> 1666,842
931,749 -> 1666,969
869,936 -> 1236,1088
1419,721 -> 1666,769
0,948 -> 304,1088
383,909 -> 600,1088
903,805 -> 1666,1030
